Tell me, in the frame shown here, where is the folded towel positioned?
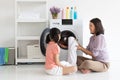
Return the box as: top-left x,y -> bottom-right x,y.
5,48 -> 9,63
0,48 -> 5,65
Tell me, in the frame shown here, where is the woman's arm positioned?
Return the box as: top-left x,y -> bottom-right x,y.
77,44 -> 95,58
54,54 -> 64,67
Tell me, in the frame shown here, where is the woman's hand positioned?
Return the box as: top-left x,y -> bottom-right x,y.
77,43 -> 83,50
77,45 -> 82,50
75,39 -> 82,50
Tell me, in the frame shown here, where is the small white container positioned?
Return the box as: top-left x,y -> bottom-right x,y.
27,44 -> 41,59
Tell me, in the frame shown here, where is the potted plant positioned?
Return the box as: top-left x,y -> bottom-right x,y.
50,6 -> 60,19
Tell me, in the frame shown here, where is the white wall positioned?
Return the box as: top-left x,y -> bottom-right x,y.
0,0 -> 120,61
79,0 -> 120,61
0,0 -> 15,47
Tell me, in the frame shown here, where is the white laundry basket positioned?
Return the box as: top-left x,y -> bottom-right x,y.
27,44 -> 41,59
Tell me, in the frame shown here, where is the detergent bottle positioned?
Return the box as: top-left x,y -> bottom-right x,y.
74,6 -> 77,19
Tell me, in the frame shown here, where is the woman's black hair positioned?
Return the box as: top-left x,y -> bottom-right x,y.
90,18 -> 104,36
46,28 -> 61,43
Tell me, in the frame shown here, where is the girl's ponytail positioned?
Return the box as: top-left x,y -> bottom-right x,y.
46,34 -> 51,44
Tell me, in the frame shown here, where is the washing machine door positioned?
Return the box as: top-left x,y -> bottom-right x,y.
40,28 -> 50,56
58,30 -> 76,49
40,28 -> 76,56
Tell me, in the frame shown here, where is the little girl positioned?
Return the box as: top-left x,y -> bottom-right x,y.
45,28 -> 77,75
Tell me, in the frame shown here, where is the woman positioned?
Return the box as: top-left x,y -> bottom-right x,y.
77,18 -> 109,74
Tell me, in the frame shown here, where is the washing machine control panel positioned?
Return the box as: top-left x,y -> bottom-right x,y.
62,19 -> 73,25
50,19 -> 73,28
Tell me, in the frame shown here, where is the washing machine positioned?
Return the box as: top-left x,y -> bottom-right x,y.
40,19 -> 83,61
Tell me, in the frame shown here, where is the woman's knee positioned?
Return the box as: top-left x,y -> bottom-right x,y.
83,60 -> 92,67
78,60 -> 92,69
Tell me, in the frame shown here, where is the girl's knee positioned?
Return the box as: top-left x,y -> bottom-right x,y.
72,66 -> 77,72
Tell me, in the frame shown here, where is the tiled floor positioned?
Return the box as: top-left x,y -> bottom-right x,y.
0,61 -> 120,80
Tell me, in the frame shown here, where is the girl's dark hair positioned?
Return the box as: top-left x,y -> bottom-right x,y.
46,34 -> 50,43
90,18 -> 104,36
46,28 -> 61,43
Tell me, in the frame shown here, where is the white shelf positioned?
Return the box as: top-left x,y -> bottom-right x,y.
17,36 -> 40,40
15,0 -> 47,64
17,58 -> 45,63
16,18 -> 47,22
16,0 -> 46,2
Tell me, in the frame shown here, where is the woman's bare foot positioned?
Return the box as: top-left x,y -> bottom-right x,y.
80,69 -> 91,74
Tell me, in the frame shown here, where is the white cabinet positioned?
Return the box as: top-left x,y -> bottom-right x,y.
15,0 -> 48,64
